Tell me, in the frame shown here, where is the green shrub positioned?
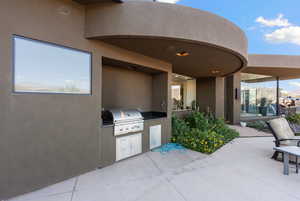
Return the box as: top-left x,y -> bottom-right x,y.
211,118 -> 239,143
171,115 -> 190,142
185,112 -> 210,131
175,128 -> 225,154
185,112 -> 238,143
191,100 -> 199,111
172,112 -> 239,154
286,113 -> 300,124
246,120 -> 270,132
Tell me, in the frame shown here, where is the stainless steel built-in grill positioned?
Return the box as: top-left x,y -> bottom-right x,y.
102,109 -> 144,136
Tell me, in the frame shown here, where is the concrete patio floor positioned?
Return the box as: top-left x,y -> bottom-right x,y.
8,131 -> 300,201
229,125 -> 272,137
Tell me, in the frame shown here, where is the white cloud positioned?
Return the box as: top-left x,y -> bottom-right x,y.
254,14 -> 300,46
256,14 -> 291,27
289,81 -> 300,87
157,0 -> 180,3
265,26 -> 300,45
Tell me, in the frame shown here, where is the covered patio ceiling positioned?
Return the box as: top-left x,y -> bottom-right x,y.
244,54 -> 300,80
101,37 -> 244,77
85,1 -> 248,78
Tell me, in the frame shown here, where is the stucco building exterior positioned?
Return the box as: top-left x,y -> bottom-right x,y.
1,0 -> 300,199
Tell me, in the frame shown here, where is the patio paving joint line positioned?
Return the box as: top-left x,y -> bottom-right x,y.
47,191 -> 73,198
146,153 -> 164,174
164,177 -> 188,201
70,177 -> 79,201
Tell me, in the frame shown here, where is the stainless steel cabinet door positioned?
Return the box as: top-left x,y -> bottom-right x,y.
150,125 -> 161,150
116,133 -> 142,161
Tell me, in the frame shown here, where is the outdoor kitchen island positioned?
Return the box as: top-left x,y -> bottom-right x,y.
100,58 -> 171,167
101,112 -> 169,167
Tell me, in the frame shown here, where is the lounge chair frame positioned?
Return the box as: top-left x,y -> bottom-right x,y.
266,121 -> 300,172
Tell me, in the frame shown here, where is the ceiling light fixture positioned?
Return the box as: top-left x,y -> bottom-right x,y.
211,70 -> 220,74
176,51 -> 189,57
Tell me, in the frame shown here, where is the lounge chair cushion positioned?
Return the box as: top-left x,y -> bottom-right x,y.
268,118 -> 295,141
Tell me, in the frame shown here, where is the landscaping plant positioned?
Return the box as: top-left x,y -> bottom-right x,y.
172,111 -> 239,154
246,120 -> 270,132
286,113 -> 300,134
191,100 -> 200,111
286,113 -> 300,124
171,115 -> 190,142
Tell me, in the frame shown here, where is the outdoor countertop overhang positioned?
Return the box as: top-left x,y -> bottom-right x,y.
244,54 -> 300,80
85,1 -> 248,77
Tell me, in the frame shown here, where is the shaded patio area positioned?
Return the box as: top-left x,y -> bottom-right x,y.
9,130 -> 300,201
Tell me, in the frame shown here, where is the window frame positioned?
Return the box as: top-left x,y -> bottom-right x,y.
12,35 -> 93,95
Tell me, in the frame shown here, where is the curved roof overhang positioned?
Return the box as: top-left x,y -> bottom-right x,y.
73,0 -> 122,4
85,1 -> 248,77
244,54 -> 300,80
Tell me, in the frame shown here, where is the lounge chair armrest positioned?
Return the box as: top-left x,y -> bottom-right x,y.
277,139 -> 300,141
273,139 -> 300,147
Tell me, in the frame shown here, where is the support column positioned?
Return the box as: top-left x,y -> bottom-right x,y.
196,77 -> 225,119
225,73 -> 241,124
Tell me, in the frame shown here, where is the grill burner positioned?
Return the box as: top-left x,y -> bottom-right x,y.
102,109 -> 144,136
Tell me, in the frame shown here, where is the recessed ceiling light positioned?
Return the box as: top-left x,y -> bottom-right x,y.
57,6 -> 71,15
212,70 -> 220,74
176,51 -> 189,57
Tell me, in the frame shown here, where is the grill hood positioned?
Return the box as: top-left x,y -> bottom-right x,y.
102,109 -> 143,124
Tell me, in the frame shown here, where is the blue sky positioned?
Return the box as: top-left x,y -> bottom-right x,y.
160,0 -> 300,55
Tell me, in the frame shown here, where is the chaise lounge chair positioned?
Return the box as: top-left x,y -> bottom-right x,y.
266,118 -> 300,161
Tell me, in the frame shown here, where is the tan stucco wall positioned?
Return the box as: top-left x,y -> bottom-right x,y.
196,77 -> 224,118
225,73 -> 241,124
102,65 -> 153,111
84,1 -> 248,78
0,0 -> 171,199
85,1 -> 248,60
74,0 -> 121,4
248,54 -> 300,68
245,54 -> 300,79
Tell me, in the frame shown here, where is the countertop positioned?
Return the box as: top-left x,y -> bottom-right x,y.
101,111 -> 167,127
141,111 -> 167,120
